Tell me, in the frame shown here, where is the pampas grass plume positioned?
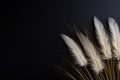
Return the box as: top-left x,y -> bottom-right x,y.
61,34 -> 87,66
94,16 -> 112,59
60,17 -> 120,80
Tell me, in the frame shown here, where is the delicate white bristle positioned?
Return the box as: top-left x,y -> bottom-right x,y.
61,34 -> 87,66
79,33 -> 104,74
108,17 -> 120,60
94,16 -> 112,59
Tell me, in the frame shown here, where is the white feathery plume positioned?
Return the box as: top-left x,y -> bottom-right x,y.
61,34 -> 87,66
94,17 -> 112,59
108,17 -> 120,60
79,33 -> 103,74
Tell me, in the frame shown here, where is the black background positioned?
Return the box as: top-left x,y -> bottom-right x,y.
1,0 -> 120,80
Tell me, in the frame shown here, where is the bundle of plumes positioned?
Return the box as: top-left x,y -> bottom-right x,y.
61,17 -> 120,80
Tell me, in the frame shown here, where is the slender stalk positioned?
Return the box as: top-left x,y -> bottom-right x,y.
111,59 -> 115,80
84,66 -> 94,80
